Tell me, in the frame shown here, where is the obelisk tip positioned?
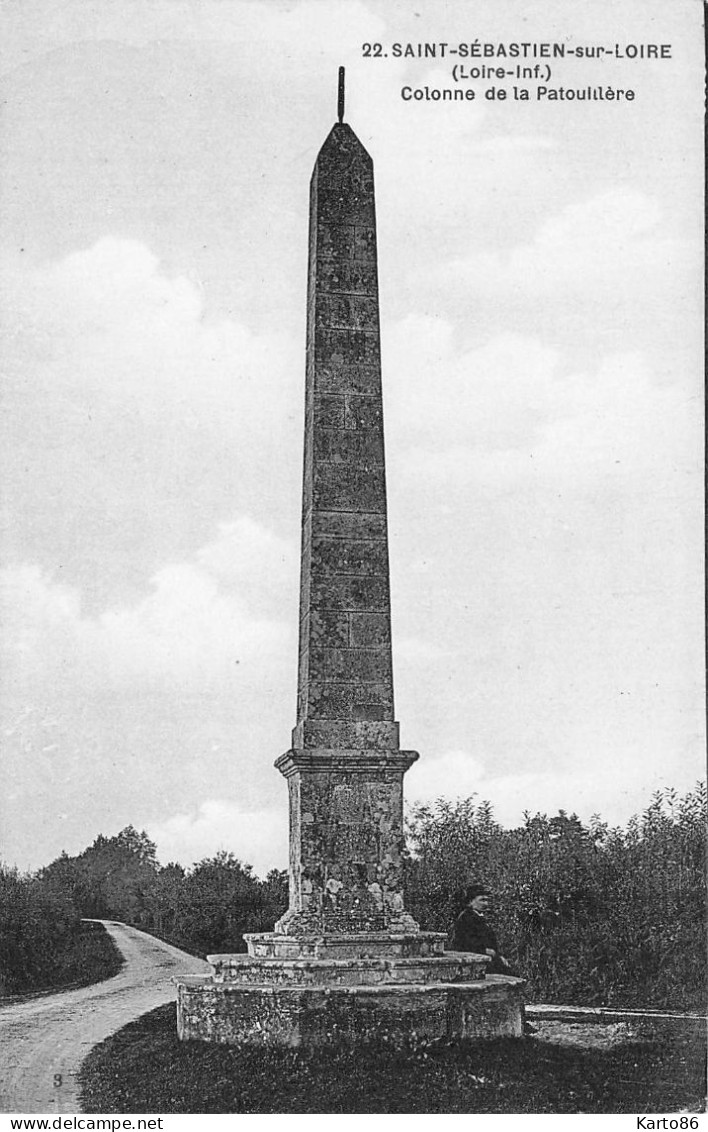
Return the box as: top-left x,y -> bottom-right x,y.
337,66 -> 345,124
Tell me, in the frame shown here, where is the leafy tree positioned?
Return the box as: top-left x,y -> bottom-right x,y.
144,862 -> 186,938
0,863 -> 80,994
405,783 -> 706,1010
75,826 -> 160,922
177,852 -> 264,956
260,868 -> 289,924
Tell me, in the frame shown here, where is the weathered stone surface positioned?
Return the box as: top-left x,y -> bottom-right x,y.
314,363 -> 381,396
175,111 -> 525,1049
273,750 -> 417,936
244,930 -> 444,960
306,610 -> 350,648
308,574 -> 389,613
349,612 -> 391,647
315,327 -> 380,367
292,720 -> 399,750
317,224 -> 376,261
176,975 -> 526,1047
209,953 -> 489,985
279,113 -> 518,966
305,682 -> 394,719
316,294 -> 379,331
317,260 -> 377,294
312,463 -> 386,513
314,395 -> 346,429
344,395 -> 383,430
313,428 -> 384,464
307,648 -> 390,682
310,535 -> 388,576
311,511 -> 387,540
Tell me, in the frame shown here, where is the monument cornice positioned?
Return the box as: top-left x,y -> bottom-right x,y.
274,748 -> 419,778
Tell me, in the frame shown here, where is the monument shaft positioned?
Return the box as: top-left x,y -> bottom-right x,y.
296,124 -> 396,749
175,80 -> 525,1045
275,120 -> 419,938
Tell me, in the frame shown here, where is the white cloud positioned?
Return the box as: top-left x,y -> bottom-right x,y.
407,749 -> 487,806
406,748 -> 701,832
1,237 -> 300,609
0,514 -> 297,872
436,187 -> 696,303
150,800 -> 288,877
386,325 -> 562,454
0,0 -> 387,71
1,516 -> 295,691
385,323 -> 697,495
2,236 -> 292,422
196,517 -> 295,608
384,324 -> 703,811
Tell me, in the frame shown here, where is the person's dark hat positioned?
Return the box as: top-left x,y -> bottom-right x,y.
465,883 -> 490,901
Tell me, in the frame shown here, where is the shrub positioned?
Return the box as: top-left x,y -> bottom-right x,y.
405,783 -> 706,1011
0,867 -> 122,995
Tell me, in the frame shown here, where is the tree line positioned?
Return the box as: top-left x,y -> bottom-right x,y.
406,782 -> 706,1011
0,868 -> 123,996
0,830 -> 288,995
1,783 -> 705,1008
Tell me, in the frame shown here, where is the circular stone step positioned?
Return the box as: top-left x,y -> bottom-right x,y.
207,952 -> 490,986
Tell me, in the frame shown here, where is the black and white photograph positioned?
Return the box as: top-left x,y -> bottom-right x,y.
0,0 -> 705,1120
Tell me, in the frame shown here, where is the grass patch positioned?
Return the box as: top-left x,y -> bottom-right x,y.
79,1004 -> 706,1114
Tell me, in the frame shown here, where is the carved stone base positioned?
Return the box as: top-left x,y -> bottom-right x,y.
275,748 -> 421,935
209,950 -> 489,985
176,964 -> 525,1047
244,930 -> 446,960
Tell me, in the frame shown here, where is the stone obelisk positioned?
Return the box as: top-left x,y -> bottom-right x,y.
175,73 -> 524,1044
272,67 -> 420,942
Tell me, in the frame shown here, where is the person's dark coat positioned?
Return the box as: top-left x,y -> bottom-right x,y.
451,908 -> 508,972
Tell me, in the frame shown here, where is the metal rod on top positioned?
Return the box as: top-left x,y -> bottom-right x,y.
337,66 -> 345,123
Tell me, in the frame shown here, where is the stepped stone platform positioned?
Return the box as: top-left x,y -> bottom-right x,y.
176,930 -> 525,1046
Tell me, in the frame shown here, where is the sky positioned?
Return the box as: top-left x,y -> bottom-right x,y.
1,0 -> 704,877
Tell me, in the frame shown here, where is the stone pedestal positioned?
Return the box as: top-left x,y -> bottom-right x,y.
177,929 -> 524,1045
176,915 -> 524,1044
274,749 -> 419,936
175,78 -> 524,1047
177,973 -> 525,1048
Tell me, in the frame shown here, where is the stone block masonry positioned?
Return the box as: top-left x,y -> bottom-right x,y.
177,977 -> 525,1048
273,749 -> 419,936
280,120 -> 423,937
175,75 -> 524,1047
297,124 -> 395,758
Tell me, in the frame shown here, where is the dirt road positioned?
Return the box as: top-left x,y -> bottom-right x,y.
0,922 -> 209,1114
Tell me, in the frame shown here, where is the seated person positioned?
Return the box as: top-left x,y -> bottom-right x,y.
450,883 -> 513,974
